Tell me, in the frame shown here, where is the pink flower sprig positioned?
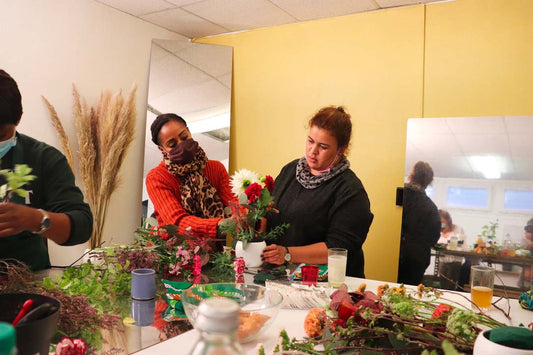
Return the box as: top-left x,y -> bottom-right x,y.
134,222 -> 215,280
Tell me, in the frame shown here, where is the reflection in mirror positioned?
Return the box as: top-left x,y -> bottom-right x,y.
142,39 -> 233,219
405,116 -> 533,248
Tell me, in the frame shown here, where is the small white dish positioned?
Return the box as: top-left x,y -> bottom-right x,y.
473,329 -> 533,355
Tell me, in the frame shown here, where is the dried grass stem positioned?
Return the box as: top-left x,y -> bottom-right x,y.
43,84 -> 137,248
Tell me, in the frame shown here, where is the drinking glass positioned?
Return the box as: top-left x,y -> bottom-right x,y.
131,268 -> 156,300
470,266 -> 494,310
131,299 -> 156,326
448,235 -> 458,250
328,248 -> 347,288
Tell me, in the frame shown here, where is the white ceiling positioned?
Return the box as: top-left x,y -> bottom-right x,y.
405,116 -> 533,181
99,0 -> 533,185
147,39 -> 232,119
95,0 -> 446,39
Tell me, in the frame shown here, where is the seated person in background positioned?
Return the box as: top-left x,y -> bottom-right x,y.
397,161 -> 441,286
437,209 -> 466,290
261,106 -> 374,278
146,113 -> 237,240
437,209 -> 465,247
0,69 -> 93,271
521,217 -> 533,249
521,217 -> 533,286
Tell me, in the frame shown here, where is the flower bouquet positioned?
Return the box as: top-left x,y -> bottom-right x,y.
134,217 -> 214,281
220,169 -> 289,249
273,283 -> 506,354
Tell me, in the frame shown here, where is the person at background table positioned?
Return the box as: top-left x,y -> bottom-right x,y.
261,106 -> 374,278
436,209 -> 466,290
397,161 -> 441,286
0,69 -> 93,271
437,209 -> 465,247
521,217 -> 533,249
146,113 -> 237,241
520,217 -> 533,287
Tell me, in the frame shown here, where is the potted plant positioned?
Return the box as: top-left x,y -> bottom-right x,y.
0,164 -> 36,202
481,220 -> 499,240
220,169 -> 289,267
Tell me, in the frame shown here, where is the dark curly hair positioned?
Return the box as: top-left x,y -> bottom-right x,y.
0,69 -> 23,125
150,113 -> 187,145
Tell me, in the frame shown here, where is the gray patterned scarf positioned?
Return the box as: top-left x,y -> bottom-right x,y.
295,156 -> 350,189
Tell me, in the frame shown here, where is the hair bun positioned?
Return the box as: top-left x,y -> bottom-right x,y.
336,106 -> 345,113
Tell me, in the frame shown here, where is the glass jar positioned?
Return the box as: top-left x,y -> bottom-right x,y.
448,235 -> 458,251
189,297 -> 243,355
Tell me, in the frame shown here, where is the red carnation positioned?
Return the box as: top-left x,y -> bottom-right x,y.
264,175 -> 274,193
161,232 -> 170,241
55,337 -> 86,355
432,304 -> 453,319
245,182 -> 262,203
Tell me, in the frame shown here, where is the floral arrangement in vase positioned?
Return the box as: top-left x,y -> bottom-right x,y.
221,169 -> 289,250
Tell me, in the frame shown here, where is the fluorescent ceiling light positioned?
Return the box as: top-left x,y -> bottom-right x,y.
468,156 -> 505,179
187,112 -> 230,134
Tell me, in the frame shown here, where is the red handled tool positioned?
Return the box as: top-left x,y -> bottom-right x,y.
12,299 -> 34,326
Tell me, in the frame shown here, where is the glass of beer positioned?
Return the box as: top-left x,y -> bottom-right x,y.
470,265 -> 495,310
328,248 -> 347,288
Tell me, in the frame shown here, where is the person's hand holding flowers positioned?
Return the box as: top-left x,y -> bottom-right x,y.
220,169 -> 288,249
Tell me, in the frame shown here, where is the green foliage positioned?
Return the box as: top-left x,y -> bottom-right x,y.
0,163 -> 36,201
42,259 -> 131,317
481,220 -> 499,239
204,252 -> 235,282
442,340 -> 465,355
446,308 -> 479,342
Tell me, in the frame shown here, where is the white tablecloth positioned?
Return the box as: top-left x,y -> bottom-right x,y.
134,276 -> 533,354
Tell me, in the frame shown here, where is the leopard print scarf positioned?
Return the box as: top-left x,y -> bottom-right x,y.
296,156 -> 350,189
163,147 -> 225,218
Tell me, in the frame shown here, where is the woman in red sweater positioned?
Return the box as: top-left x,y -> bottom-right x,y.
146,113 -> 237,240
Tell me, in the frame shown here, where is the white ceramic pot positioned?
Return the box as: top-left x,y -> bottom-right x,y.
235,240 -> 266,268
473,329 -> 533,355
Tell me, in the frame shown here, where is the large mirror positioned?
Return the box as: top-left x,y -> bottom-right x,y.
142,39 -> 233,219
404,115 -> 533,248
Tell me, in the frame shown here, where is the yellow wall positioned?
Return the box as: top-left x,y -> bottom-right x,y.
198,0 -> 533,282
200,6 -> 425,282
424,0 -> 533,116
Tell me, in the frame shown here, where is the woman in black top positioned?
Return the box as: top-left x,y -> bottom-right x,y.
397,161 -> 441,285
261,106 -> 373,278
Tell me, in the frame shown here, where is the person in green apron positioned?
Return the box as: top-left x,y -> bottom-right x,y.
0,69 -> 93,271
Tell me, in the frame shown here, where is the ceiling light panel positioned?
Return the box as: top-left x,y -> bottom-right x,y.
271,0 -> 377,21
183,0 -> 296,32
141,8 -> 228,38
95,0 -> 175,16
376,0 -> 448,7
446,116 -> 505,134
177,45 -> 233,78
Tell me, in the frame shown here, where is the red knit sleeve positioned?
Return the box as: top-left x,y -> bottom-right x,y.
205,160 -> 238,207
145,162 -> 219,238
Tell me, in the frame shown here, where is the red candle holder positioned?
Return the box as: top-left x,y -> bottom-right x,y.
301,265 -> 319,286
